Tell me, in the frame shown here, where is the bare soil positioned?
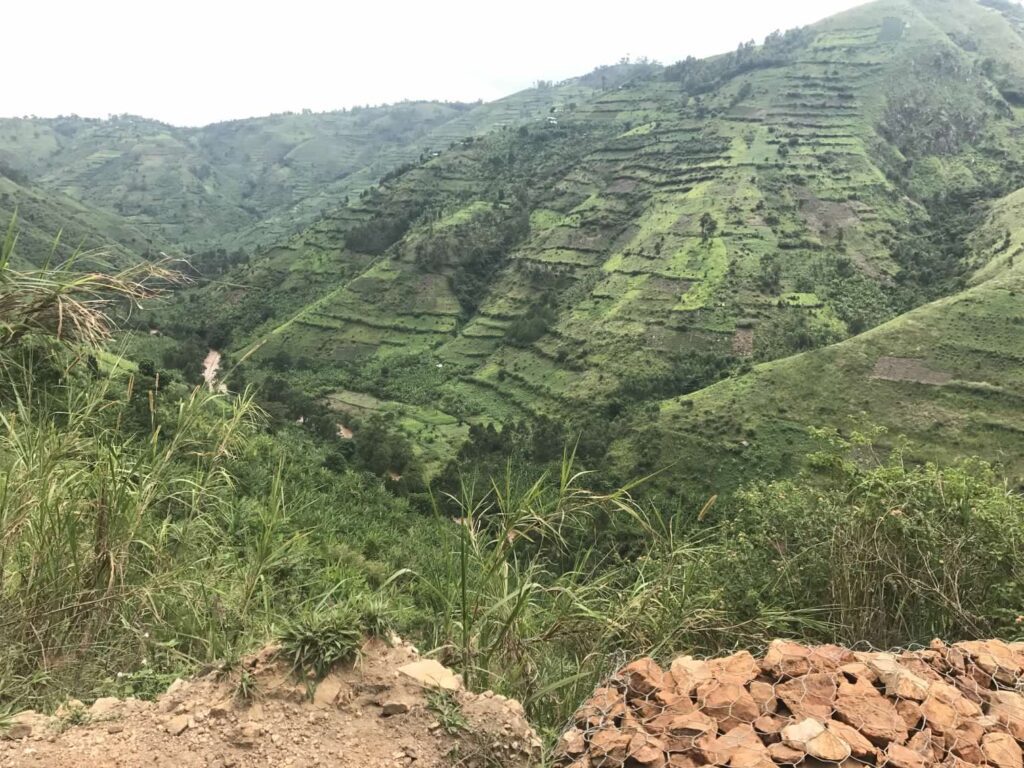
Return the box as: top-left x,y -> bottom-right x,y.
731,328 -> 754,357
0,640 -> 539,768
203,349 -> 222,391
870,356 -> 953,385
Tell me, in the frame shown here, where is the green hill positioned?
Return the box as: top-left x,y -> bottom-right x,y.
7,0 -> 1024,741
611,185 -> 1024,494
0,81 -> 601,253
165,0 -> 1024,482
0,170 -> 161,268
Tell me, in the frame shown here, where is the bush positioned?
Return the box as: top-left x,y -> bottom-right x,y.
718,433 -> 1024,646
278,606 -> 364,680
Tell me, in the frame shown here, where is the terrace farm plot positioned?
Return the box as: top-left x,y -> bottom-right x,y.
611,185 -> 1024,497
324,389 -> 475,477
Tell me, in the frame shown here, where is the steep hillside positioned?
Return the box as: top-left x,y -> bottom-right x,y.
174,0 -> 1024,480
610,185 -> 1024,494
0,82 -> 600,252
0,170 -> 160,268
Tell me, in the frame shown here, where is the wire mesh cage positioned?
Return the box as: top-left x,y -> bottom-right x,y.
555,639 -> 1024,768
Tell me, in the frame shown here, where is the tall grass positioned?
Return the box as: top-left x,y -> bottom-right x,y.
0,213 -> 181,349
0,218 -> 287,709
406,457 -> 822,734
0,361 -> 272,708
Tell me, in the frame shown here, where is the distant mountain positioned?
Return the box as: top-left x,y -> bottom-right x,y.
0,80 -> 604,252
162,0 -> 1024,485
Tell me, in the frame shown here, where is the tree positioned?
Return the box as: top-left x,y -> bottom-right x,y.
758,253 -> 783,293
700,212 -> 718,244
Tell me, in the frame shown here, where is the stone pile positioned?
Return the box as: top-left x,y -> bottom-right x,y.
557,639 -> 1024,768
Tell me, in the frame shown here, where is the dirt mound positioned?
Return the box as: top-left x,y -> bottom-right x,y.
556,638 -> 1024,768
0,638 -> 540,768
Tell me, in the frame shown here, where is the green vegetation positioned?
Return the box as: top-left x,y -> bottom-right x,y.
427,690 -> 468,735
2,217 -> 1020,738
278,605 -> 365,681
132,0 -> 1024,499
4,0 -> 1024,750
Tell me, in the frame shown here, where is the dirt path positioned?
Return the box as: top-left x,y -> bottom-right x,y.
203,350 -> 222,392
0,640 -> 540,768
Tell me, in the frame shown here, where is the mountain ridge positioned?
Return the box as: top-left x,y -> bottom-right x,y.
139,0 -> 1024,488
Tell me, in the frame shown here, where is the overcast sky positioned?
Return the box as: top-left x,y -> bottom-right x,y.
7,0 -> 870,127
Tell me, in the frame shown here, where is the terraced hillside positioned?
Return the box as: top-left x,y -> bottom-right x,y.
178,0 -> 1024,482
0,81 -> 602,252
610,185 -> 1024,494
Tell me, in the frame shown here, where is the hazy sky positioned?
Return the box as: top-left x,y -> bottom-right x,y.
7,0 -> 869,127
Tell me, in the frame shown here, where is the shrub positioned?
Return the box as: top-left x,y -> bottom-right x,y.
277,606 -> 364,680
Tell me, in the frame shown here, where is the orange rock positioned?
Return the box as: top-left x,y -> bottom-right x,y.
635,690 -> 693,724
557,728 -> 587,757
986,690 -> 1024,741
667,755 -> 702,768
703,723 -> 769,766
951,673 -> 987,707
649,710 -> 718,753
884,742 -> 929,768
930,682 -> 983,719
956,641 -> 1022,686
898,653 -> 944,683
921,680 -> 984,738
575,687 -> 627,728
697,679 -> 760,732
941,757 -> 981,768
780,718 -> 851,762
753,714 -> 787,739
749,681 -> 778,716
620,658 -> 669,699
981,732 -> 1022,768
943,647 -> 969,677
907,727 -> 941,762
767,741 -> 804,764
885,668 -> 932,702
945,719 -> 986,765
813,645 -> 857,670
921,693 -> 958,734
759,641 -> 852,678
629,730 -> 668,766
838,673 -> 880,698
826,719 -> 877,760
856,652 -> 931,702
762,640 -> 814,678
590,728 -> 632,768
709,651 -> 761,686
671,657 -> 712,697
775,673 -> 837,721
1010,641 -> 1024,666
839,662 -> 879,685
896,699 -> 923,731
833,688 -> 909,746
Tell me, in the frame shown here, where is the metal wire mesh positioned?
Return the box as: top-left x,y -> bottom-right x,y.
555,639 -> 1024,768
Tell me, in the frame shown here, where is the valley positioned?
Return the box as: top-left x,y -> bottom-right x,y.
76,0 -> 1024,495
2,0 -> 1024,755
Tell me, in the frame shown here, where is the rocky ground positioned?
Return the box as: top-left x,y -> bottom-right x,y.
558,639 -> 1024,768
0,638 -> 540,768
